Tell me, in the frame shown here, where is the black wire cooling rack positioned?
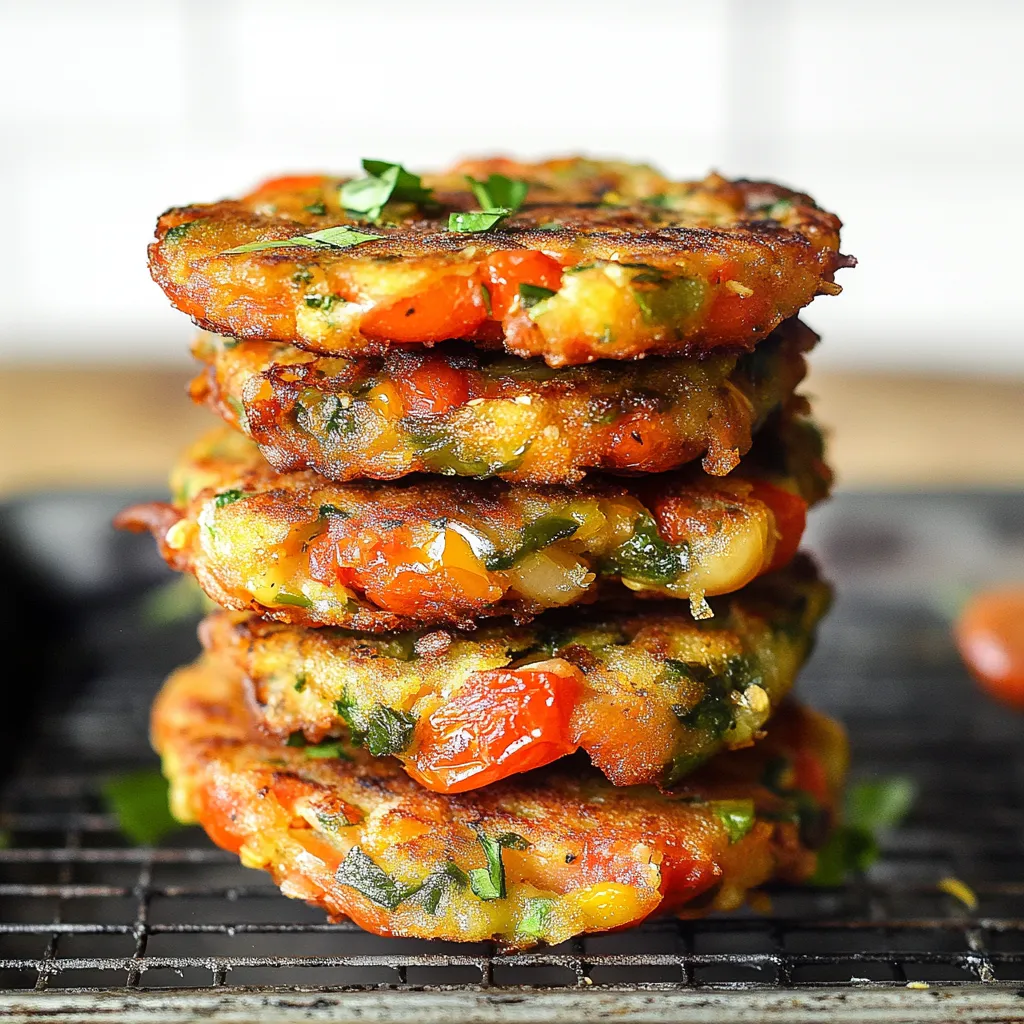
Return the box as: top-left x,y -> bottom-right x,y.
1,489 -> 1023,1023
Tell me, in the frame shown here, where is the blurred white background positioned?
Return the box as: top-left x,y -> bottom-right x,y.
1,0 -> 1022,373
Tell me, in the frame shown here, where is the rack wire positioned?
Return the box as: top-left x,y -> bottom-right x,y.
1,490 -> 1023,1021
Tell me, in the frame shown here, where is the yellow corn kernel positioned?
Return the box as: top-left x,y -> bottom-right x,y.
571,883 -> 643,931
384,816 -> 433,845
365,381 -> 406,419
239,841 -> 269,870
938,877 -> 978,910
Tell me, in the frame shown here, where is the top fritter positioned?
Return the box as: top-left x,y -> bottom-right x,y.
149,157 -> 850,366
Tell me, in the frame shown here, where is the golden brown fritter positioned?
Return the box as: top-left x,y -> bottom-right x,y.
191,318 -> 814,485
149,157 -> 850,366
154,651 -> 847,948
115,411 -> 831,632
202,556 -> 830,792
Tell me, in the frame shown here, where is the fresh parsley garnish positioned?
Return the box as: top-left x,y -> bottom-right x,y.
103,769 -> 185,846
448,208 -> 512,233
468,826 -> 528,901
467,174 -> 529,213
811,777 -> 916,886
222,225 -> 383,255
448,173 -> 528,234
341,160 -> 433,222
335,846 -> 421,909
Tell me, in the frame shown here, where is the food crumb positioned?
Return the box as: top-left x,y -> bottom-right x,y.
906,981 -> 930,990
938,876 -> 978,910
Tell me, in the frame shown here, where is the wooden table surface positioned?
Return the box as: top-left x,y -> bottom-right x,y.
1,367 -> 1022,496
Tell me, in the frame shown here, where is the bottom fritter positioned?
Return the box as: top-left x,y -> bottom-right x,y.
153,652 -> 847,949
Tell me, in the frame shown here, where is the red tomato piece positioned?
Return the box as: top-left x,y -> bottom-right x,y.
573,832 -> 719,914
360,274 -> 488,343
606,412 -> 675,472
791,749 -> 830,805
955,589 -> 1024,710
406,662 -> 582,792
395,355 -> 471,416
482,251 -> 564,320
704,286 -> 769,338
747,481 -> 808,571
247,174 -> 326,196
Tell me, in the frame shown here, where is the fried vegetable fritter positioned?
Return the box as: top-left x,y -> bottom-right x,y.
116,410 -> 831,631
154,652 -> 847,947
149,157 -> 850,366
202,556 -> 829,792
191,318 -> 814,485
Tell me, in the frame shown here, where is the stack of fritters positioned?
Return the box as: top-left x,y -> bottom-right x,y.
124,157 -> 853,948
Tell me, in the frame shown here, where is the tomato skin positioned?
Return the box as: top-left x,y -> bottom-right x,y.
483,251 -> 564,319
574,833 -> 718,914
195,789 -> 243,855
791,750 -> 829,805
955,589 -> 1024,710
606,412 -> 676,472
248,174 -> 326,197
406,663 -> 581,793
360,274 -> 488,343
704,273 -> 770,338
307,525 -> 499,617
395,355 -> 471,416
747,481 -> 807,571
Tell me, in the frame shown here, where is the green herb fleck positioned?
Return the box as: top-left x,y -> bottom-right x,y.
518,283 -> 557,309
222,225 -> 383,255
633,276 -> 705,325
603,514 -> 690,585
275,590 -> 313,609
102,769 -> 185,846
712,799 -> 756,843
164,222 -> 195,243
411,863 -> 469,915
294,673 -> 307,693
341,160 -> 433,222
304,200 -> 327,215
467,174 -> 529,213
286,731 -> 307,747
140,576 -> 211,627
305,741 -> 350,760
664,752 -> 707,787
811,777 -> 916,886
304,293 -> 343,311
468,827 -> 528,901
517,897 -> 555,940
480,283 -> 492,317
318,503 -> 350,520
333,694 -> 416,756
213,489 -> 245,508
364,705 -> 417,757
486,515 -> 579,571
317,810 -> 354,832
448,208 -> 512,233
335,846 -> 420,909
